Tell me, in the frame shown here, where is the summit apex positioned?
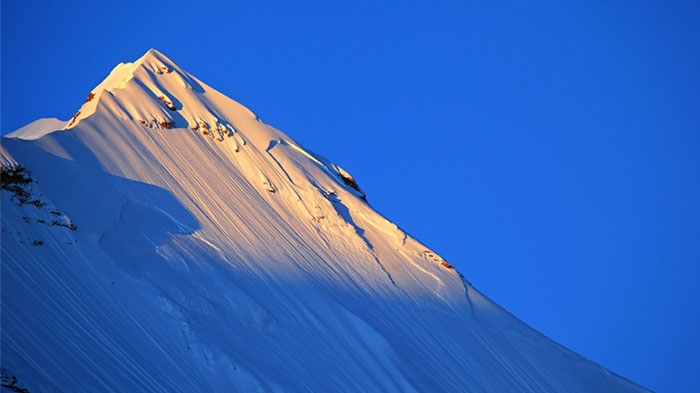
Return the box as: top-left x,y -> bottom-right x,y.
61,48 -> 260,135
143,47 -> 165,57
134,48 -> 178,71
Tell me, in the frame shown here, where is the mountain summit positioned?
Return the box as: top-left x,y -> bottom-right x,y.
1,49 -> 650,393
63,49 -> 254,134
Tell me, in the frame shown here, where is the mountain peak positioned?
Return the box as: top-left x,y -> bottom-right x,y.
62,49 -> 257,135
93,48 -> 178,96
63,48 -> 184,129
142,47 -> 166,59
134,48 -> 178,75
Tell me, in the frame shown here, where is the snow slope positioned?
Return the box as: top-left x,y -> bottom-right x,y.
0,49 -> 651,393
4,118 -> 67,140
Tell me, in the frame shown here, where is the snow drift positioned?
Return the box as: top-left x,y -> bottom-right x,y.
0,49 -> 651,393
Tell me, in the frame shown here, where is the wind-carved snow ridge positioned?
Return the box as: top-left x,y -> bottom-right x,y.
5,118 -> 68,140
0,49 -> 652,393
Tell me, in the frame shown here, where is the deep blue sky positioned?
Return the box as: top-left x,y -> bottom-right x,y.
3,1 -> 699,392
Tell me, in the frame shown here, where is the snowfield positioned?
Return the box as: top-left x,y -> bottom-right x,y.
0,49 -> 651,393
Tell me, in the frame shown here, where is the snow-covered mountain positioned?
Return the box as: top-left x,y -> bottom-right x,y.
0,49 -> 650,393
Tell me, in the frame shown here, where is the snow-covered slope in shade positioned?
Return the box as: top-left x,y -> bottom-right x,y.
0,49 -> 650,393
4,118 -> 67,140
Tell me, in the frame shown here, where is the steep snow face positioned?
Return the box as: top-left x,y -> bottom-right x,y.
1,49 -> 649,393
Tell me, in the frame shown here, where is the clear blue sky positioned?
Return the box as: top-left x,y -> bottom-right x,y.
3,1 -> 699,392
